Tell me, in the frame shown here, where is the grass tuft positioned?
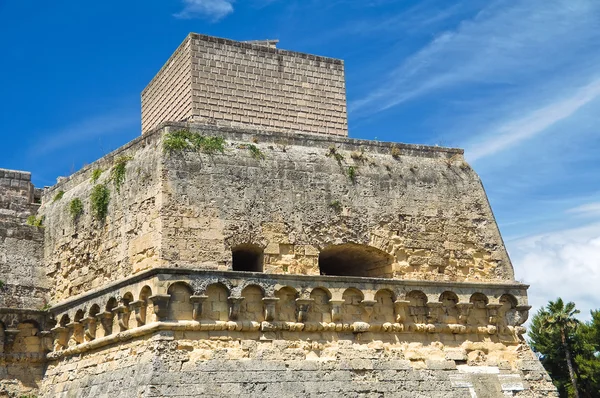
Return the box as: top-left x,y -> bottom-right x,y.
111,155 -> 133,193
53,191 -> 65,203
91,168 -> 103,184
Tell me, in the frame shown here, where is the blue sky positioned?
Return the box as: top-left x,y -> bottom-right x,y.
1,0 -> 599,318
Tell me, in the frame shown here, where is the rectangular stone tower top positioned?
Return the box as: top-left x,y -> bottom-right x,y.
141,33 -> 348,136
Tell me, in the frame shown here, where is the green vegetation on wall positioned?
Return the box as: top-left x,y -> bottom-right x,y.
163,130 -> 226,155
53,191 -> 65,202
91,168 -> 103,184
111,155 -> 133,193
69,198 -> 84,222
90,183 -> 110,221
26,215 -> 44,227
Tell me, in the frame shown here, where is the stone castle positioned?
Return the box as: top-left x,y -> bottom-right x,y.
0,33 -> 557,397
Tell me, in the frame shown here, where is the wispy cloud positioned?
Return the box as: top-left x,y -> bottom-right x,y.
464,78 -> 600,162
29,111 -> 139,157
350,0 -> 600,115
174,0 -> 234,21
567,202 -> 600,217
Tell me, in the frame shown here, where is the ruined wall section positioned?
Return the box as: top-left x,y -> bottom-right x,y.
141,36 -> 193,135
39,134 -> 164,303
142,34 -> 347,136
0,169 -> 48,310
160,123 -> 515,282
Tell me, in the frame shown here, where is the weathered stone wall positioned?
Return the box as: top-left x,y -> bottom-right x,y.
39,134 -> 164,302
142,34 -> 348,136
41,333 -> 557,398
160,123 -> 514,282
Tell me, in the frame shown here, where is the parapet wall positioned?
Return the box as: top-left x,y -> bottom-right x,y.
142,34 -> 348,136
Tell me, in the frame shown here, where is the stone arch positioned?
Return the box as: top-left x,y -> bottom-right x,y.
240,285 -> 264,322
139,286 -> 153,324
309,287 -> 331,323
232,244 -> 264,272
89,304 -> 100,318
105,297 -> 118,335
373,289 -> 395,323
204,283 -> 229,321
122,292 -> 134,305
439,291 -> 459,324
275,286 -> 298,322
342,288 -> 365,323
167,282 -> 193,321
318,243 -> 393,277
59,314 -> 70,327
74,309 -> 85,323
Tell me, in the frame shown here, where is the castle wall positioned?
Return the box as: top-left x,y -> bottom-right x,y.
142,34 -> 348,136
160,123 -> 514,282
39,134 -> 164,303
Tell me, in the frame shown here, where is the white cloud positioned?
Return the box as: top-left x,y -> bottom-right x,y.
508,222 -> 600,322
174,0 -> 234,21
567,202 -> 600,217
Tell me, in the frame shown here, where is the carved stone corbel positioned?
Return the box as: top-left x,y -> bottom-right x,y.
96,311 -> 113,335
329,300 -> 345,323
393,300 -> 410,323
66,321 -> 84,345
190,295 -> 209,321
148,294 -> 170,321
40,330 -> 53,352
50,326 -> 68,351
486,304 -> 503,325
360,300 -> 377,320
262,297 -> 279,322
82,316 -> 97,341
456,303 -> 473,325
296,298 -> 314,322
114,305 -> 131,332
515,305 -> 532,326
228,297 -> 244,321
128,300 -> 145,326
427,302 -> 443,324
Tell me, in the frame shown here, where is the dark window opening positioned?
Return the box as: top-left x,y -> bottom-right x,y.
232,244 -> 264,272
319,243 -> 393,278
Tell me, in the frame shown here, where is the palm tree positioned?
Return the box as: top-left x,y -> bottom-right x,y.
538,298 -> 581,398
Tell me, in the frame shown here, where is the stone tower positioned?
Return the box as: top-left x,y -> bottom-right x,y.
0,34 -> 557,397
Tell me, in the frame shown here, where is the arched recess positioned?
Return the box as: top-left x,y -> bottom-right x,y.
167,282 -> 193,321
319,243 -> 393,277
240,285 -> 264,322
232,244 -> 264,272
275,287 -> 298,322
205,283 -> 229,321
373,289 -> 395,323
139,286 -> 153,324
309,288 -> 331,323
